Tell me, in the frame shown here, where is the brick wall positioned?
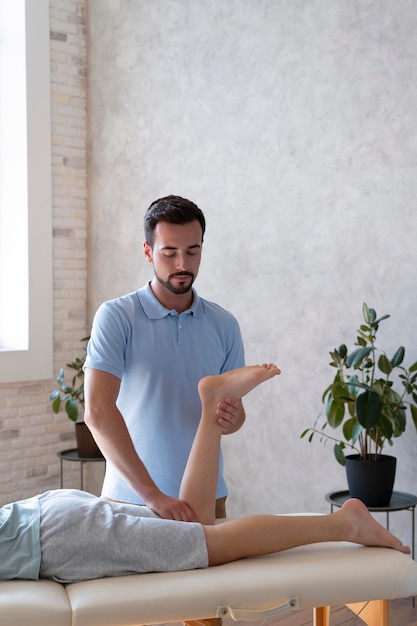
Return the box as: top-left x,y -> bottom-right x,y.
0,0 -> 88,505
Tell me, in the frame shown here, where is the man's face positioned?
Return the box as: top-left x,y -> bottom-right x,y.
144,220 -> 203,296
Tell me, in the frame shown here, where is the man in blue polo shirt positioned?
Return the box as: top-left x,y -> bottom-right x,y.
84,195 -> 245,521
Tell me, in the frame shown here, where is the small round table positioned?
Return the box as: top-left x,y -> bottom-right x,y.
326,490 -> 417,561
57,448 -> 105,491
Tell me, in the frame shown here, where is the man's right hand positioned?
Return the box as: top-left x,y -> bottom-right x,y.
146,492 -> 198,522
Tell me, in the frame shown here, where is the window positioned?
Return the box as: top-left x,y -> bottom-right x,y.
0,0 -> 52,382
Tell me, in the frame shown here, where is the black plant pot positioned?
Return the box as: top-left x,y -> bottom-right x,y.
75,421 -> 103,459
345,454 -> 396,507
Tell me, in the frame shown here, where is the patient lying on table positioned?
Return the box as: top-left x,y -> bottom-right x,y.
0,364 -> 410,582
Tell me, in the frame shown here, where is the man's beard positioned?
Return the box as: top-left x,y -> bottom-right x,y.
155,271 -> 195,295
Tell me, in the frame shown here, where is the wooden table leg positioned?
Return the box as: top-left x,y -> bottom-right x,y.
313,606 -> 330,626
347,599 -> 391,626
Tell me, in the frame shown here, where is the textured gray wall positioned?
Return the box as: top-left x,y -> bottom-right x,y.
87,1 -> 417,542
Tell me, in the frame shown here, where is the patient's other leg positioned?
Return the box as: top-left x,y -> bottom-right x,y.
204,498 -> 410,566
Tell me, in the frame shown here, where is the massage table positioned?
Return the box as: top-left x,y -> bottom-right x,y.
1,539 -> 417,626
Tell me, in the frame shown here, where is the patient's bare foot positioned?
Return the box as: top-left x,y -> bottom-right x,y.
340,499 -> 410,554
198,364 -> 281,409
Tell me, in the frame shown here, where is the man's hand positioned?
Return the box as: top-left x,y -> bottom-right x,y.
146,492 -> 198,522
216,397 -> 246,434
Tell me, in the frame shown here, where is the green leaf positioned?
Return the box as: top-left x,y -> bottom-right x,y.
346,346 -> 372,368
378,353 -> 392,375
355,389 -> 382,428
390,346 -> 405,367
371,380 -> 384,395
351,421 -> 363,445
356,335 -> 367,347
337,344 -> 347,358
382,384 -> 397,401
65,398 -> 79,422
373,314 -> 390,326
57,367 -> 64,385
378,412 -> 394,439
342,417 -> 359,442
362,303 -> 372,323
334,443 -> 346,466
328,381 -> 351,401
393,407 -> 406,435
409,361 -> 417,373
51,395 -> 61,413
326,395 -> 345,428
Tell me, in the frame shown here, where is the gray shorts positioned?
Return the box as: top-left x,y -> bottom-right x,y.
38,490 -> 208,582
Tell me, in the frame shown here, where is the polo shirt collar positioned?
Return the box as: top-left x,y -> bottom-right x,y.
138,282 -> 204,319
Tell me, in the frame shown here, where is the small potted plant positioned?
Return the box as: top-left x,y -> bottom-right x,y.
50,334 -> 102,458
301,303 -> 417,506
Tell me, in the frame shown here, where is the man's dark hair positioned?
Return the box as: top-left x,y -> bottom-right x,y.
144,195 -> 206,246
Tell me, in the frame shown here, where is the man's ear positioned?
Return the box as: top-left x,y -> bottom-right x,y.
143,241 -> 153,263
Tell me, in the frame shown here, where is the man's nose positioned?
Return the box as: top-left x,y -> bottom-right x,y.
175,253 -> 188,270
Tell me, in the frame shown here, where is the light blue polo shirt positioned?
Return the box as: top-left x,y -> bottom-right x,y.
0,497 -> 41,580
85,283 -> 245,504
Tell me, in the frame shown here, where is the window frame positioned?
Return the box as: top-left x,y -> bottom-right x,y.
0,0 -> 53,383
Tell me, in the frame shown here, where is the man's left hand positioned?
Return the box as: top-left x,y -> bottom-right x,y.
216,397 -> 246,434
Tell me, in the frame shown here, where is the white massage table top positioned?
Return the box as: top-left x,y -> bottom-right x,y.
66,540 -> 417,626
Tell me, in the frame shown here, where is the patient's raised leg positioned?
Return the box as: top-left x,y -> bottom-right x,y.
180,364 -> 281,524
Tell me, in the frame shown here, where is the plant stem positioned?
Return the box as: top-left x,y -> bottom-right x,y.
307,428 -> 360,454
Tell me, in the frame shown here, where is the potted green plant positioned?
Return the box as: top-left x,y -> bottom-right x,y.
301,303 -> 417,506
50,334 -> 102,458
